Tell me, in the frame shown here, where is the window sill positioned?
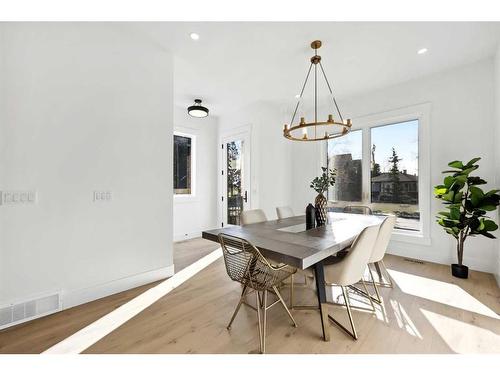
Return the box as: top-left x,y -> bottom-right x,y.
391,230 -> 431,246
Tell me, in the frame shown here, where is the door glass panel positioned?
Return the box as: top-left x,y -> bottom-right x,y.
327,129 -> 363,202
371,120 -> 419,231
173,135 -> 192,195
226,140 -> 244,225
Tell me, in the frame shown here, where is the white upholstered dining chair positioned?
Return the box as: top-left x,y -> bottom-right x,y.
293,222 -> 381,339
363,215 -> 396,303
240,209 -> 267,225
322,223 -> 381,340
276,206 -> 295,219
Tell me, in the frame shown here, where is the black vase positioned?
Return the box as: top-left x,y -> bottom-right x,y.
306,204 -> 316,230
451,264 -> 468,279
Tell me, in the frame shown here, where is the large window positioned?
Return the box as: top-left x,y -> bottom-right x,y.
173,133 -> 193,195
327,117 -> 423,235
371,120 -> 419,231
327,130 -> 362,202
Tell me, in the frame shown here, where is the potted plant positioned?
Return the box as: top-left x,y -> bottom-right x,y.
310,167 -> 336,226
434,157 -> 500,279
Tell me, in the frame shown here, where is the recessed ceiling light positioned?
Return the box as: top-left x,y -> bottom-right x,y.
190,33 -> 200,41
417,48 -> 428,55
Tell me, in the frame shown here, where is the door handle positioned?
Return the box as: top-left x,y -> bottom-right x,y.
243,190 -> 248,203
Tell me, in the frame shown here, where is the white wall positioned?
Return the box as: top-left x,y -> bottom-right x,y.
0,23 -> 174,309
291,58 -> 499,273
218,101 -> 293,220
173,107 -> 218,240
494,45 -> 500,285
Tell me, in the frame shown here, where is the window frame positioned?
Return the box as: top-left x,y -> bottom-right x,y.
322,103 -> 431,245
173,130 -> 196,200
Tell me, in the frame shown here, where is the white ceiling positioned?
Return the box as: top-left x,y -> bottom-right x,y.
131,22 -> 500,116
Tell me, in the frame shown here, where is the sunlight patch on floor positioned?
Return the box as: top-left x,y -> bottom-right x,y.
387,269 -> 499,319
389,299 -> 422,339
420,309 -> 500,353
43,248 -> 223,354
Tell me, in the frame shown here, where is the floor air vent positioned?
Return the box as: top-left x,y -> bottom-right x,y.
0,292 -> 61,330
403,257 -> 426,265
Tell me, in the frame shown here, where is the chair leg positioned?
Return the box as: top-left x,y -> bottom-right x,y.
262,290 -> 268,354
327,286 -> 358,340
343,286 -> 358,340
380,261 -> 394,288
272,286 -> 297,327
368,265 -> 382,304
374,262 -> 384,282
227,285 -> 248,329
256,291 -> 264,354
360,279 -> 376,312
289,274 -> 294,308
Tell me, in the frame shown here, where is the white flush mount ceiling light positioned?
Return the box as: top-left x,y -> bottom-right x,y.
190,32 -> 200,41
417,48 -> 428,55
187,99 -> 209,118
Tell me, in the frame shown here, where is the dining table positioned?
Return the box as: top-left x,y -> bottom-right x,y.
202,211 -> 384,341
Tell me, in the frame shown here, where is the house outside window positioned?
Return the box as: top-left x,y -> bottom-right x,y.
326,104 -> 431,243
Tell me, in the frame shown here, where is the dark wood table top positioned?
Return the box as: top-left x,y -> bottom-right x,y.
202,212 -> 384,270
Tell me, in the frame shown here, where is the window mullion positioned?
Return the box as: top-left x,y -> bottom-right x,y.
361,127 -> 371,205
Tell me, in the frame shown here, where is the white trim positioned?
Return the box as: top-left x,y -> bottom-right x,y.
328,103 -> 432,245
173,130 -> 196,200
173,231 -> 202,242
62,264 -> 175,310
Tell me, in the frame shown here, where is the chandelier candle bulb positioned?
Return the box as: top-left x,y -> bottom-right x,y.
328,114 -> 333,123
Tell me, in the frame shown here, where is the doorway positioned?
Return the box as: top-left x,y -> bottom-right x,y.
221,129 -> 251,227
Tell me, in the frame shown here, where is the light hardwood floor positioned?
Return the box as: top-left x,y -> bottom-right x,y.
0,237 -> 219,354
1,238 -> 499,354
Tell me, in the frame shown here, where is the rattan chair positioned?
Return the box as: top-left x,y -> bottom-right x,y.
218,233 -> 297,354
343,205 -> 373,215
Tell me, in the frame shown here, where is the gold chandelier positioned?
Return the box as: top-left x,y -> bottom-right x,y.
283,40 -> 352,142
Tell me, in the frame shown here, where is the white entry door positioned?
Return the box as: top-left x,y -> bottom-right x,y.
221,130 -> 251,227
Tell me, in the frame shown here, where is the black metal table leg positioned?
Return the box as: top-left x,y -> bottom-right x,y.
314,261 -> 330,341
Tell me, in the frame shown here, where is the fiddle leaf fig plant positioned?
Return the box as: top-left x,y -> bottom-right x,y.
310,167 -> 336,195
434,157 -> 500,266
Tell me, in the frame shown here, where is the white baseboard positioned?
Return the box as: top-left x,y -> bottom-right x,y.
174,231 -> 201,242
62,264 -> 175,310
387,244 -> 496,274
